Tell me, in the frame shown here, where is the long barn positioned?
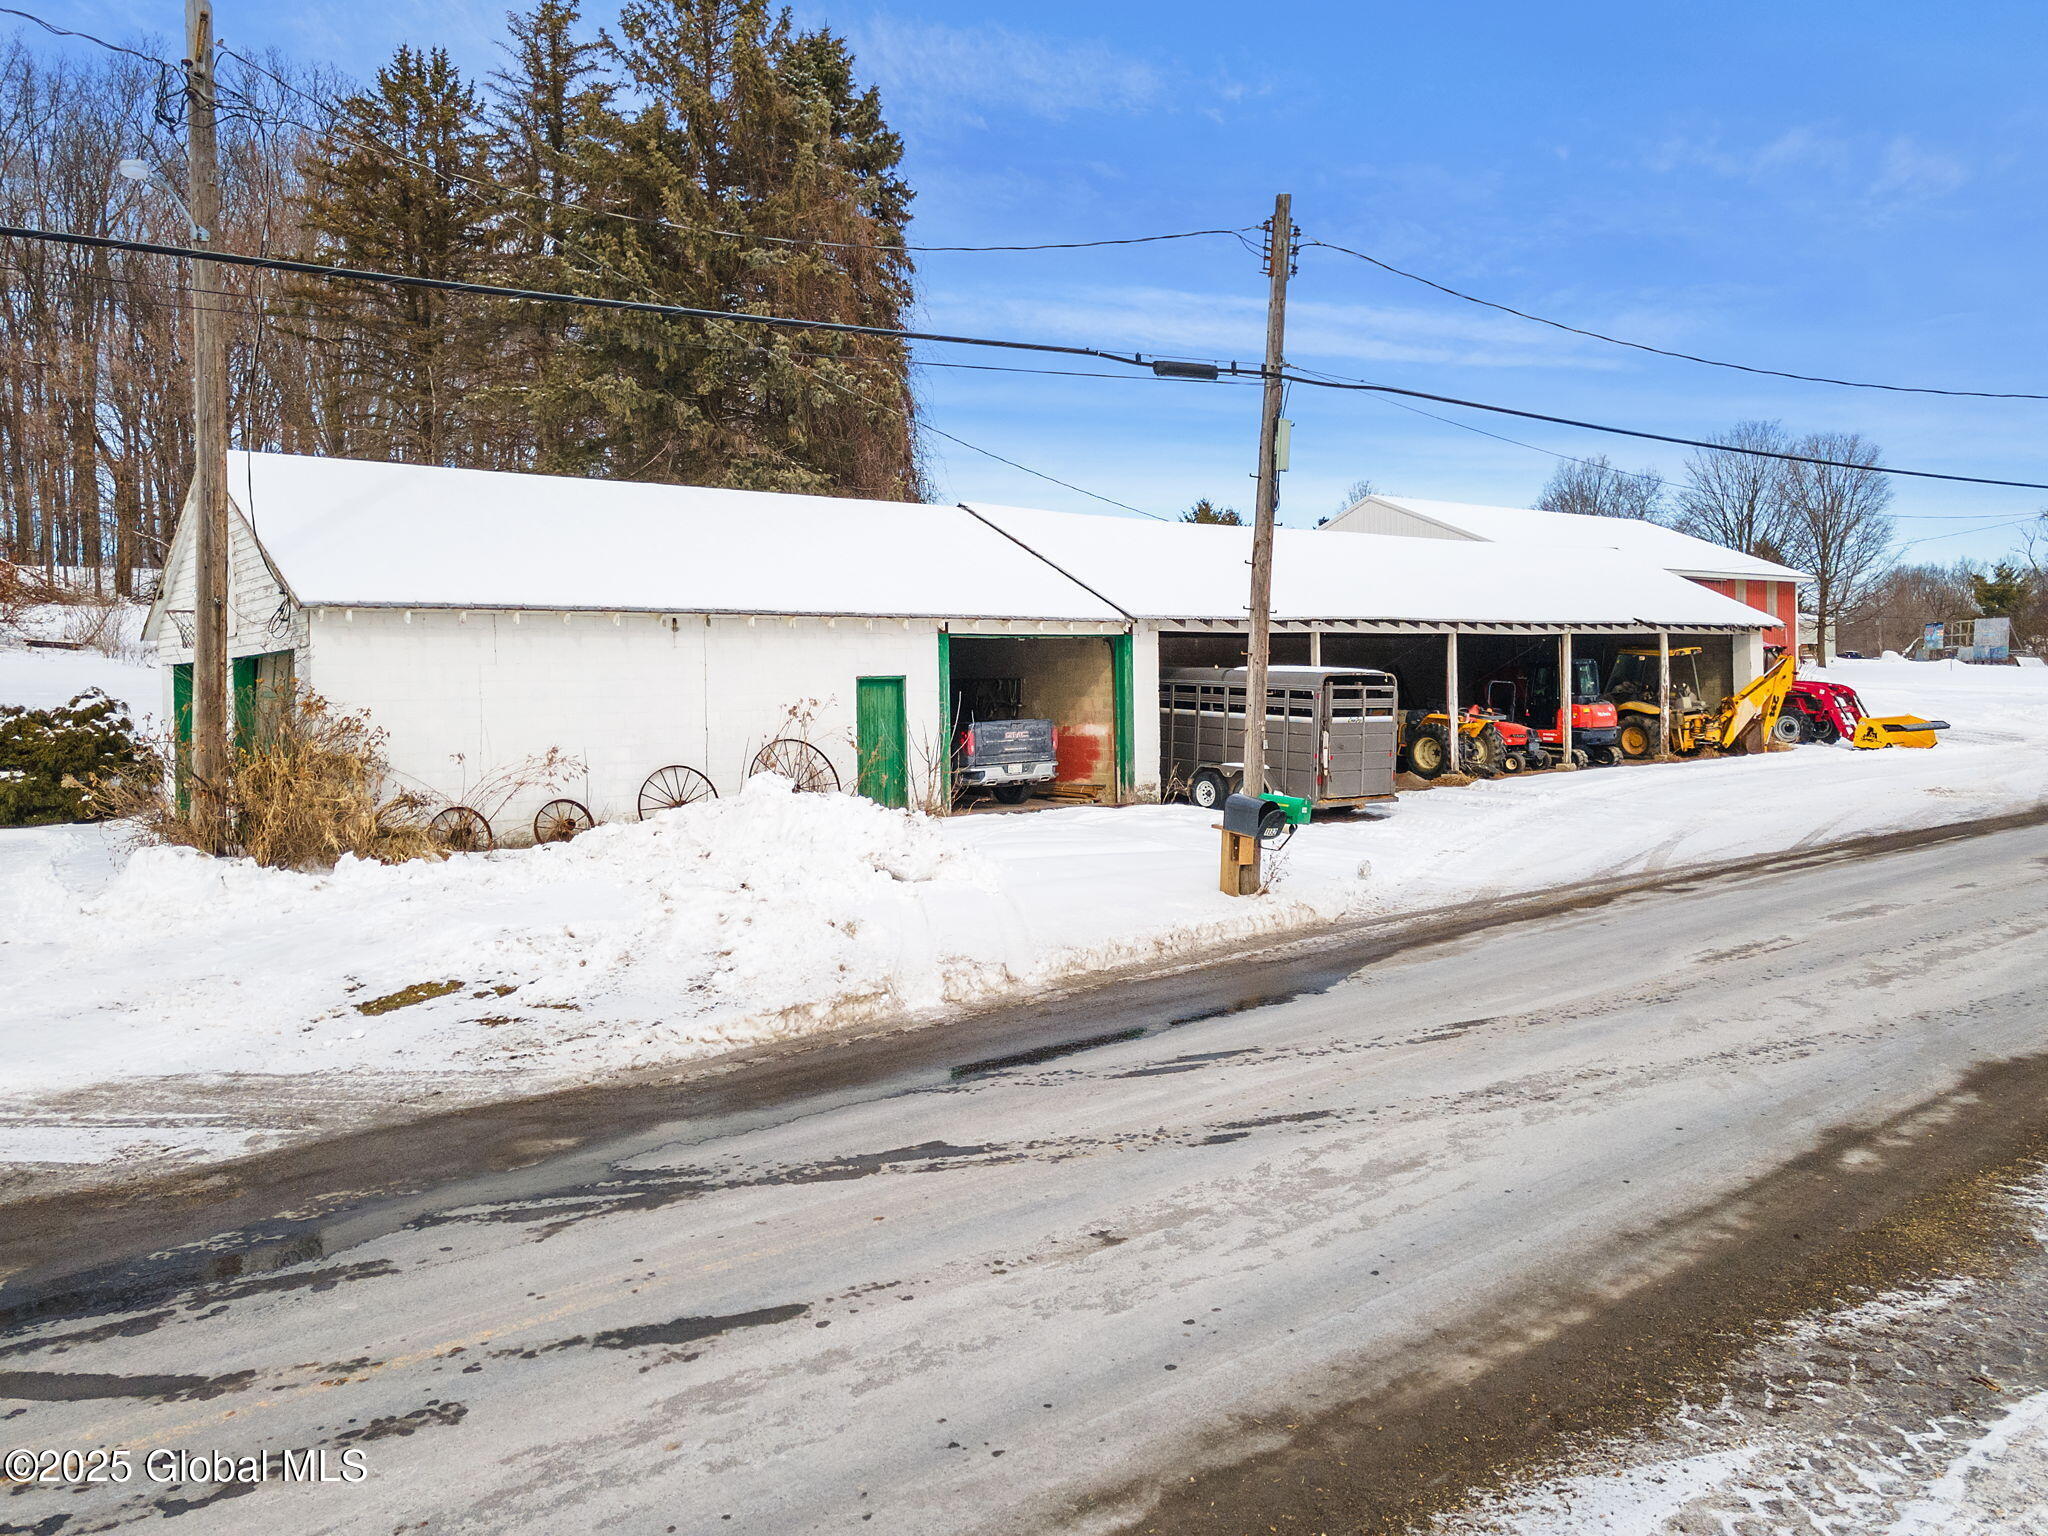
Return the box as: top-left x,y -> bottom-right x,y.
146,453 -> 1782,839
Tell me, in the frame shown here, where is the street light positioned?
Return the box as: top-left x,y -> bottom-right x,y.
115,156 -> 206,241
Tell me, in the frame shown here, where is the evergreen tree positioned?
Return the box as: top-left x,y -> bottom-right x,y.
1968,562 -> 2032,618
567,0 -> 920,496
486,0 -> 616,469
296,47 -> 502,466
1181,499 -> 1242,525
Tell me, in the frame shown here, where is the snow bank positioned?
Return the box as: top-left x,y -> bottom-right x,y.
0,599 -> 155,714
4,775 -> 998,1098
3,656 -> 2046,1180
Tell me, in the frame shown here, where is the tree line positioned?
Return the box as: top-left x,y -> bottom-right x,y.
0,0 -> 921,596
1535,422 -> 2046,657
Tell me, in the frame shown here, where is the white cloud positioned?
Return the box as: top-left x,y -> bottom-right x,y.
849,18 -> 1168,128
1644,124 -> 1972,209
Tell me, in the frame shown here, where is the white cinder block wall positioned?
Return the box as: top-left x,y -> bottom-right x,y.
301,608 -> 948,836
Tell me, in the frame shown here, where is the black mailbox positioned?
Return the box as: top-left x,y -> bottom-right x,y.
1221,792 -> 1267,838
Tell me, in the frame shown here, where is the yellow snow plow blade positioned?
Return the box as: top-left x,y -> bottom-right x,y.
1851,715 -> 1949,749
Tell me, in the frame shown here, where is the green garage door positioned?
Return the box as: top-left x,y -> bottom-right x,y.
856,676 -> 909,809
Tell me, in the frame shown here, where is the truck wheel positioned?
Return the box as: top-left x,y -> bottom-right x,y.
1405,728 -> 1447,780
991,782 -> 1033,805
1771,714 -> 1806,745
1617,716 -> 1655,759
1189,768 -> 1230,808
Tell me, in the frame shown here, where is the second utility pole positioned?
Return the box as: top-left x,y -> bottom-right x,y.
185,0 -> 230,849
1223,193 -> 1295,897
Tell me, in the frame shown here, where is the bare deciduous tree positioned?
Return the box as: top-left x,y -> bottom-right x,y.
1836,560 -> 1976,657
1784,432 -> 1894,663
1535,455 -> 1664,521
1669,419 -> 1796,563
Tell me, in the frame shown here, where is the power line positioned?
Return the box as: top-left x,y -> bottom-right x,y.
1291,363 -> 1670,487
1295,362 -> 2048,516
1896,516 -> 2043,550
1277,370 -> 2048,493
1305,238 -> 2048,402
0,222 -> 1203,371
16,220 -> 2048,497
0,238 -> 1167,521
0,6 -> 179,75
915,357 -> 1256,385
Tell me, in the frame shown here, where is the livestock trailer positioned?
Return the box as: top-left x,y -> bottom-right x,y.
1160,665 -> 1399,810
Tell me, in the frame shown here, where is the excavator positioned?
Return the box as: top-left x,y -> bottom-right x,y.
1599,648 -> 1793,754
1605,648 -> 1944,754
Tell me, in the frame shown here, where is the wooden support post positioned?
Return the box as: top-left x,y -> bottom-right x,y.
1558,632 -> 1574,767
1307,629 -> 1321,666
1218,826 -> 1259,895
1657,630 -> 1672,759
1444,630 -> 1461,776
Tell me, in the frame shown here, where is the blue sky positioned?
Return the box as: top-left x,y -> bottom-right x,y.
59,0 -> 2048,560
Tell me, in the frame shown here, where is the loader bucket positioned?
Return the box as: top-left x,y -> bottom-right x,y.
1850,715 -> 1949,749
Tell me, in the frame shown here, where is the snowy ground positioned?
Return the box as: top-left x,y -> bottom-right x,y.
1438,1178 -> 2048,1536
3,656 -> 2045,1186
0,598 -> 155,714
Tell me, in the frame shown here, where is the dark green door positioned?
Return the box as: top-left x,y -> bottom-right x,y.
856,676 -> 909,809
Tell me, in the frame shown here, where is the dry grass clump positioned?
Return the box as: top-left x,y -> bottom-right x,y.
101,685 -> 441,870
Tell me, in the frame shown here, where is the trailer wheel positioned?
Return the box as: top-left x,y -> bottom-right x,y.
1189,768 -> 1231,808
991,782 -> 1032,805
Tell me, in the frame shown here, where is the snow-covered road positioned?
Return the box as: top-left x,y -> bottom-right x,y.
4,816 -> 2045,1534
3,657 -> 2044,1191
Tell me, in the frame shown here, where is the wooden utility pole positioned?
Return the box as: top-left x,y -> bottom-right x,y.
185,0 -> 230,848
1657,629 -> 1672,758
1222,193 -> 1294,897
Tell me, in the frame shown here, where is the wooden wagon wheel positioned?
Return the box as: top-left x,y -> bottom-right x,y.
748,738 -> 840,794
637,765 -> 718,820
429,805 -> 494,853
533,798 -> 595,844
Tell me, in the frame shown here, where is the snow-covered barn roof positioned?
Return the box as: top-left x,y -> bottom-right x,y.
1330,495 -> 1808,583
222,452 -> 1125,621
212,453 -> 1779,631
962,503 -> 1780,629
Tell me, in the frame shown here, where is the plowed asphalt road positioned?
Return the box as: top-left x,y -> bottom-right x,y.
3,816 -> 2045,1535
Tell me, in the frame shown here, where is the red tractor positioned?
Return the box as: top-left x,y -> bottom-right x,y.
1775,679 -> 1949,748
